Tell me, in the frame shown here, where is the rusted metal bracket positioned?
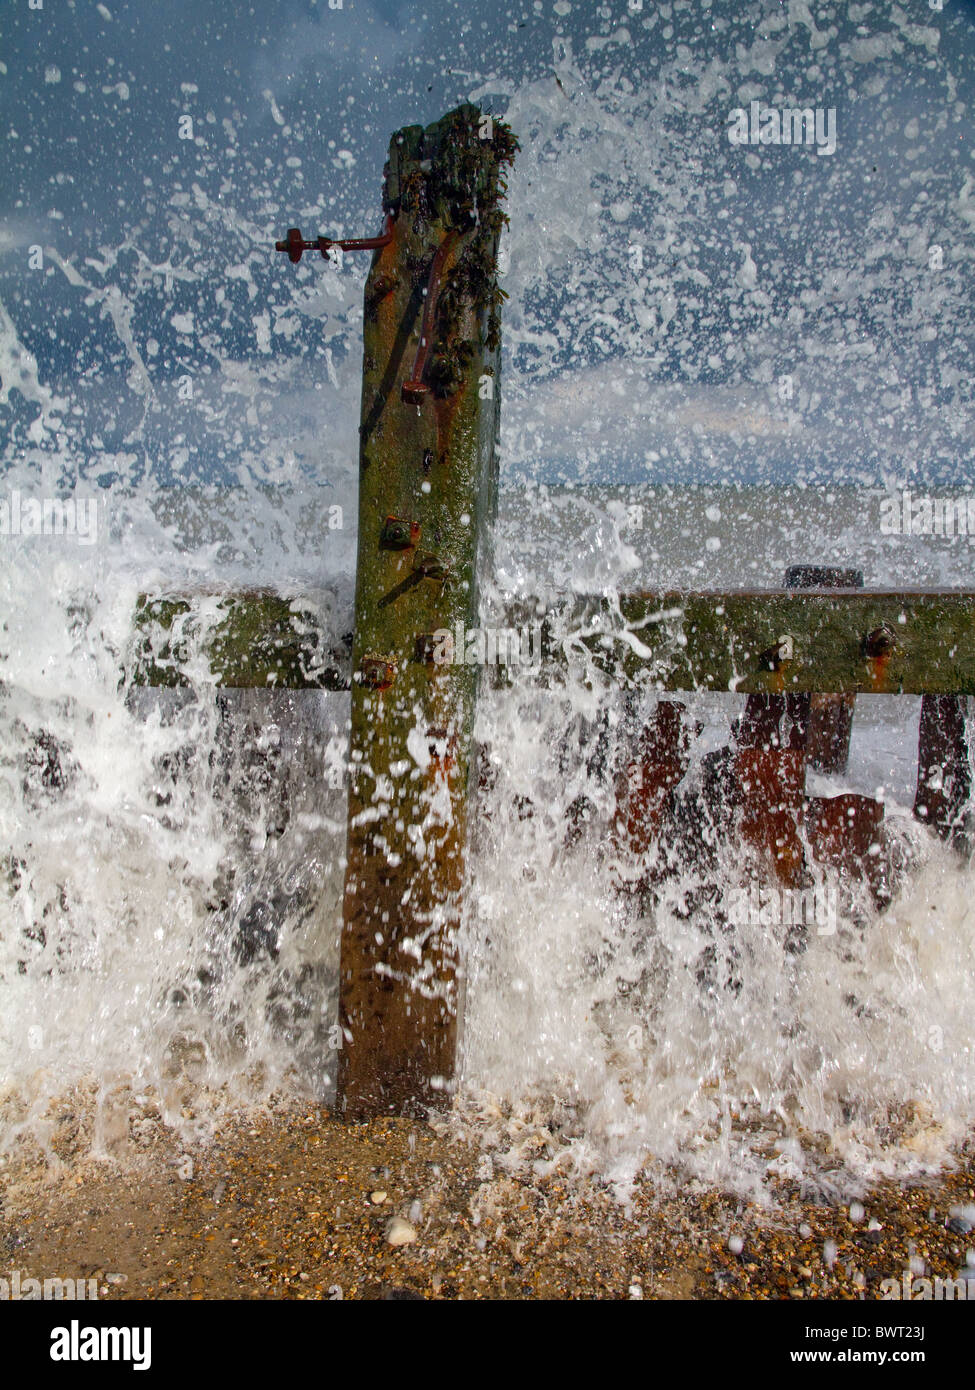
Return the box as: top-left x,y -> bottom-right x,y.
274,216 -> 394,263
401,229 -> 463,404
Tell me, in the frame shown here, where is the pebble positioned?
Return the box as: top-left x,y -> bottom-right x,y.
865,1218 -> 884,1245
385,1217 -> 417,1247
176,1157 -> 194,1181
946,1205 -> 975,1234
11,1101 -> 975,1304
370,1191 -> 387,1205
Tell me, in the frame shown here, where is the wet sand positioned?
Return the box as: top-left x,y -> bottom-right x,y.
1,1100 -> 973,1301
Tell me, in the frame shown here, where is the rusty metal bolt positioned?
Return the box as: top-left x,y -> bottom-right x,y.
401,229 -> 461,404
758,634 -> 795,672
415,554 -> 450,582
274,215 -> 394,264
401,380 -> 430,406
414,632 -> 452,665
368,273 -> 397,301
426,726 -> 457,773
380,516 -> 421,550
358,655 -> 396,691
863,624 -> 897,659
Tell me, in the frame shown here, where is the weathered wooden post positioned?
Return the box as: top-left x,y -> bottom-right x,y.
784,565 -> 863,775
303,106 -> 518,1118
611,700 -> 697,896
733,566 -> 866,886
914,694 -> 971,848
734,692 -> 807,888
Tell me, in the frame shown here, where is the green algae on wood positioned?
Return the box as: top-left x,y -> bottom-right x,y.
130,591 -> 348,690
129,588 -> 975,696
337,105 -> 516,1119
547,589 -> 975,696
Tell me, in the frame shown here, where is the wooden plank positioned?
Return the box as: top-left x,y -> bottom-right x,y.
335,105 -> 517,1118
558,589 -> 975,695
732,694 -> 806,887
129,590 -> 349,690
914,694 -> 971,846
610,700 -> 696,898
805,794 -> 889,904
129,588 -> 975,696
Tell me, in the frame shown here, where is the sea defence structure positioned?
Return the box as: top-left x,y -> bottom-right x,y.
129,106 -> 974,1119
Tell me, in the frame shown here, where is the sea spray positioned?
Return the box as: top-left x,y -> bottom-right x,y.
2,43 -> 975,1193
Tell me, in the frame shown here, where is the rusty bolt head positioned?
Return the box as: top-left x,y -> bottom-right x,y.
275,228 -> 306,263
863,624 -> 897,659
415,554 -> 449,582
401,380 -> 429,405
358,655 -> 396,691
426,726 -> 456,773
758,635 -> 795,671
414,632 -> 453,666
380,516 -> 421,550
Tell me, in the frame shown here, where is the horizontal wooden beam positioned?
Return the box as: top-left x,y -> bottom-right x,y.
128,589 -> 975,696
558,589 -> 975,695
129,591 -> 349,691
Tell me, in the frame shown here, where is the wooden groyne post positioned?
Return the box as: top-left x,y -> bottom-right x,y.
316,106 -> 518,1118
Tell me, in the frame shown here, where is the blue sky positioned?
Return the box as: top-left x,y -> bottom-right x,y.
1,0 -> 974,488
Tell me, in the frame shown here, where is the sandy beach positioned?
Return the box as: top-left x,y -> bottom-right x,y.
2,1098 -> 972,1302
